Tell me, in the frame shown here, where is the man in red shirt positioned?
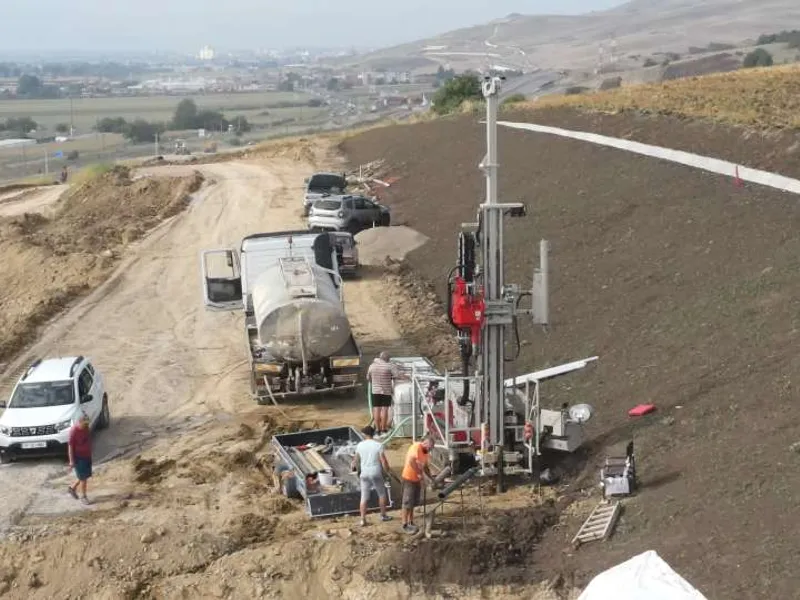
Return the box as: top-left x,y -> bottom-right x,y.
67,413 -> 93,504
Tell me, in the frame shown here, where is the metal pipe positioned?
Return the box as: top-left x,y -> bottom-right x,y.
433,466 -> 452,487
437,466 -> 479,500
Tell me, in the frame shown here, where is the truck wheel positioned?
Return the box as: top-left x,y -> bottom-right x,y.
96,396 -> 110,430
380,213 -> 391,227
346,220 -> 359,235
0,452 -> 11,465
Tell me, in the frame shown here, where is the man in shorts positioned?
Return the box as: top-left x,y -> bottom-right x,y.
351,425 -> 392,526
366,351 -> 404,436
400,434 -> 435,534
67,412 -> 93,505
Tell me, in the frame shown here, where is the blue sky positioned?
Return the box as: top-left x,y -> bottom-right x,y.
1,0 -> 626,53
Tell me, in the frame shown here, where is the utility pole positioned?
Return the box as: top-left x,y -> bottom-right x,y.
154,132 -> 159,156
69,95 -> 74,137
44,150 -> 49,176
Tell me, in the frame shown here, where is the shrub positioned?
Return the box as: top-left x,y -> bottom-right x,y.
565,86 -> 590,95
431,74 -> 482,115
743,48 -> 774,68
502,93 -> 527,105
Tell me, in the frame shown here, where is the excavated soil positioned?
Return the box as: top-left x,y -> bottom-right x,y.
342,112 -> 800,598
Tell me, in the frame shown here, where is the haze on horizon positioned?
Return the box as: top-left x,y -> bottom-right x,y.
1,0 -> 625,55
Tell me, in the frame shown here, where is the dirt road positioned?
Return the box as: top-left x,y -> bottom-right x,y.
0,185 -> 66,218
0,160 -> 308,534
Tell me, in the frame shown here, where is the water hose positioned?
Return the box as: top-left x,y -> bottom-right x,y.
380,416 -> 411,445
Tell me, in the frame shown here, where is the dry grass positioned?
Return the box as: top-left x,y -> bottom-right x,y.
522,64 -> 800,129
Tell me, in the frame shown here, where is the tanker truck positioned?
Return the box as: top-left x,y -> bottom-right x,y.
199,230 -> 361,402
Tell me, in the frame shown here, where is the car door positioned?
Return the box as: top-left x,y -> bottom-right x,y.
200,249 -> 244,311
352,196 -> 369,226
85,363 -> 103,413
363,198 -> 382,225
341,197 -> 356,229
77,367 -> 100,424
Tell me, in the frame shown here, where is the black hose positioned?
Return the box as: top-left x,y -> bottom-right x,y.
460,346 -> 471,406
503,291 -> 533,363
445,265 -> 461,329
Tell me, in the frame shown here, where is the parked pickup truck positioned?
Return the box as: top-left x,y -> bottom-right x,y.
303,172 -> 347,216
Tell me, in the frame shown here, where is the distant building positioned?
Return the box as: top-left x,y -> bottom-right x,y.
0,138 -> 37,149
199,46 -> 215,61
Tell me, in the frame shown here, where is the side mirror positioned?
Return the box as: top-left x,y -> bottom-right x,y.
0,401 -> 6,409
303,177 -> 309,184
226,252 -> 233,268
81,394 -> 93,404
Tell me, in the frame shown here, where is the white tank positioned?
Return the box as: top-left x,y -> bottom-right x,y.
251,256 -> 351,362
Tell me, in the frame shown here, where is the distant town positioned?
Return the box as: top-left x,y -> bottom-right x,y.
0,45 -> 447,100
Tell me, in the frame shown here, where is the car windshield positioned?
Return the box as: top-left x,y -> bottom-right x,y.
9,381 -> 75,408
308,175 -> 345,192
314,199 -> 342,210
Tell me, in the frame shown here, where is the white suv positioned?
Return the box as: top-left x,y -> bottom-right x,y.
0,356 -> 110,463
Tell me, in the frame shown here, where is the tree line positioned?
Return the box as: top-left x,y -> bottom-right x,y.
95,99 -> 252,143
0,99 -> 252,143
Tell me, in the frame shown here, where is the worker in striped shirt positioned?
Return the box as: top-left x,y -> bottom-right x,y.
367,351 -> 405,436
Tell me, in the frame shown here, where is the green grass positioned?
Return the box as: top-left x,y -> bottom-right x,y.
69,162 -> 115,187
0,91 -> 315,133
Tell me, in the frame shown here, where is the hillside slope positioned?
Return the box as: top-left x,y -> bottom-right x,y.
349,0 -> 800,71
342,116 -> 800,598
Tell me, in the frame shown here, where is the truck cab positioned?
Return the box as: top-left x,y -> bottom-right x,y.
199,231 -> 361,402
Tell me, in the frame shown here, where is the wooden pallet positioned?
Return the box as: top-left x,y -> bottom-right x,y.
572,500 -> 621,547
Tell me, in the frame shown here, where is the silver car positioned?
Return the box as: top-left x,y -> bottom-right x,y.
303,172 -> 347,216
308,195 -> 391,234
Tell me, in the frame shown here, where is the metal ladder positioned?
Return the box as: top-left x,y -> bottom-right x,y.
572,500 -> 621,546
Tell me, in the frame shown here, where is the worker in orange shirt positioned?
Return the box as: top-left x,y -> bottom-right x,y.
400,434 -> 436,534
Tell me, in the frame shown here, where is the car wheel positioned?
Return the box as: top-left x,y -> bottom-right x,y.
97,396 -> 110,430
380,213 -> 391,227
346,220 -> 360,235
0,451 -> 11,465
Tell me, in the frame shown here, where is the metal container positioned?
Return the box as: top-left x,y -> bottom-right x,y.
251,256 -> 351,362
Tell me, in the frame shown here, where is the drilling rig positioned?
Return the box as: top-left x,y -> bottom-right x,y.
412,74 -> 596,493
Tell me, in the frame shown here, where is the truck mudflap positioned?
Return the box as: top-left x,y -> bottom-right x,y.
272,426 -> 394,518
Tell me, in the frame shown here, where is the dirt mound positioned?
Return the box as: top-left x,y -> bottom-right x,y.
0,166 -> 203,364
354,225 -> 429,265
369,502 -> 559,590
133,457 -> 177,485
378,259 -> 461,370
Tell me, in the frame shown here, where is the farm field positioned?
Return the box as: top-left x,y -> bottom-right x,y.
0,91 -> 322,133
341,112 -> 800,598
